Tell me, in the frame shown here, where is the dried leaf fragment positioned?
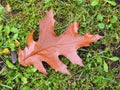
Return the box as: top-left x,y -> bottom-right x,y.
18,9 -> 103,75
5,4 -> 11,12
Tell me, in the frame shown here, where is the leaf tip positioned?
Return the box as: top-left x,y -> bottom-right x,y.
95,34 -> 104,42
46,9 -> 55,23
27,30 -> 35,46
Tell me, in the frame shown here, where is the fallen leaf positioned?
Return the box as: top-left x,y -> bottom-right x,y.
14,40 -> 20,47
2,48 -> 10,54
5,4 -> 11,12
18,9 -> 103,75
0,51 -> 3,55
11,51 -> 17,63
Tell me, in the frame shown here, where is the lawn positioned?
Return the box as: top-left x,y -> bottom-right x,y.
0,0 -> 120,90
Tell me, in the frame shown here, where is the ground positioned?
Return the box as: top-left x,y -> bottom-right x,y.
0,0 -> 120,90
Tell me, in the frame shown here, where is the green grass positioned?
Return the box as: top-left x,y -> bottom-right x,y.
0,0 -> 120,90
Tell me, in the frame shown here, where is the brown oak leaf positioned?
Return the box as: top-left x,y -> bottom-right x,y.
18,9 -> 103,75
